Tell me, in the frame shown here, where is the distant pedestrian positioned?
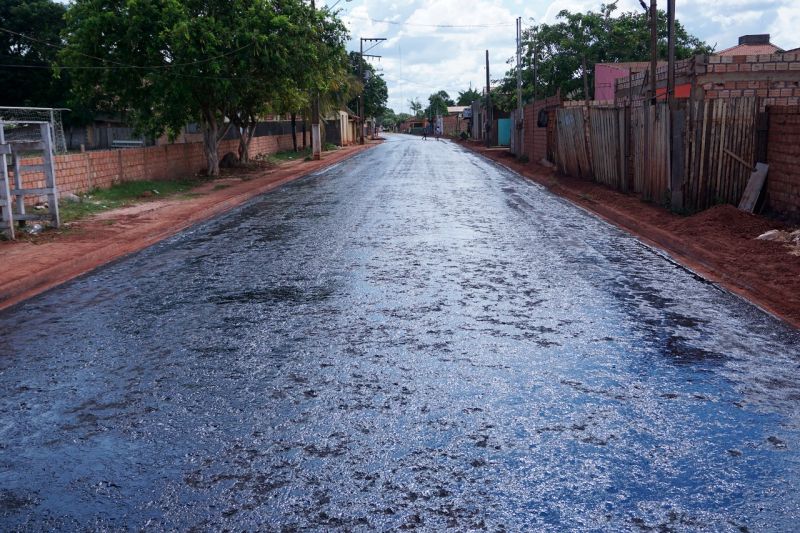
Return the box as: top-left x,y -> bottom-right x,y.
435,126 -> 441,141
422,128 -> 427,140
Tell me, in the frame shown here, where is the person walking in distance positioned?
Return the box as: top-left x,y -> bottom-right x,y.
421,126 -> 427,140
435,125 -> 441,141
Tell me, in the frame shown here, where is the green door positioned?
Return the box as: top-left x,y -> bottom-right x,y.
497,118 -> 511,146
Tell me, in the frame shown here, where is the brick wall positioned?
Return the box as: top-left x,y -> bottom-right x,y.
767,106 -> 800,217
18,132 -> 307,199
617,53 -> 800,108
522,96 -> 560,163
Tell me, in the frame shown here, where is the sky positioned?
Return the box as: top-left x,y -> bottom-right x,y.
323,0 -> 800,115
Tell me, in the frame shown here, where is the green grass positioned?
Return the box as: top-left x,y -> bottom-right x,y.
266,143 -> 340,164
60,178 -> 198,223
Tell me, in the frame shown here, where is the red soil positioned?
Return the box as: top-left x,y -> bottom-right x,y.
0,142 -> 379,311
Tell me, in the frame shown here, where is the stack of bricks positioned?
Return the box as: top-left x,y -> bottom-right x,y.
767,106 -> 800,217
702,53 -> 800,106
17,132 -> 308,200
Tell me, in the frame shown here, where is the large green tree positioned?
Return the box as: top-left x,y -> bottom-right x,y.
456,87 -> 481,106
61,0 -> 346,175
497,2 -> 712,106
425,90 -> 454,119
348,51 -> 388,119
0,0 -> 68,108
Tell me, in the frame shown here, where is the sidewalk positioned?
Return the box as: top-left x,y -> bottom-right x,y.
0,142 -> 379,311
460,140 -> 800,329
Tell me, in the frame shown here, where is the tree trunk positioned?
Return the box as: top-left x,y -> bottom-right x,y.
302,116 -> 307,149
238,121 -> 255,163
201,108 -> 220,177
291,113 -> 298,152
582,54 -> 590,101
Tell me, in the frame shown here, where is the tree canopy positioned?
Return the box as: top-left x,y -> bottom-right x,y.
425,90 -> 454,119
456,87 -> 481,106
61,0 -> 349,174
348,51 -> 388,119
0,0 -> 69,109
494,2 -> 712,109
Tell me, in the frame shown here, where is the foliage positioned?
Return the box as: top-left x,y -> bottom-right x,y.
0,0 -> 72,110
425,90 -> 454,119
456,87 -> 481,106
348,51 -> 388,119
60,179 -> 197,222
61,0 -> 348,175
408,98 -> 423,117
498,2 -> 712,105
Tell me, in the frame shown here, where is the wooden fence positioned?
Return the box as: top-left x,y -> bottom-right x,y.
553,97 -> 761,211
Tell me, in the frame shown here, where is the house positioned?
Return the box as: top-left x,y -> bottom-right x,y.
595,62 -> 667,101
442,106 -> 470,136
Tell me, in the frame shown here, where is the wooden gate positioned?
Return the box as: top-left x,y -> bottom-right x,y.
555,107 -> 592,179
683,97 -> 758,211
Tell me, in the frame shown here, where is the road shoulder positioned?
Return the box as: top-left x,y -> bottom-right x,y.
0,142 -> 380,311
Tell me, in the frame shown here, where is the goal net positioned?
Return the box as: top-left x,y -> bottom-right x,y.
0,107 -> 67,153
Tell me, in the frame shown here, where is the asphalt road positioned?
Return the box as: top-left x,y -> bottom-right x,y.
1,134 -> 799,531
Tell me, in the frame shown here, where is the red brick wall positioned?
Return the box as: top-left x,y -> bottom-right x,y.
19,132 -> 307,198
767,106 -> 800,217
522,97 -> 560,163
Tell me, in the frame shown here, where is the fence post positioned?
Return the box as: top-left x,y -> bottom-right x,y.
670,107 -> 685,210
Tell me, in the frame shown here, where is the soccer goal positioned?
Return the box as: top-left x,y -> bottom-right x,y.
0,107 -> 67,154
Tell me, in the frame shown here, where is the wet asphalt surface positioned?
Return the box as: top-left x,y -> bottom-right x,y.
1,134 -> 800,531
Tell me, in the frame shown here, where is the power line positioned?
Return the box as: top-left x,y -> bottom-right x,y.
344,15 -> 515,28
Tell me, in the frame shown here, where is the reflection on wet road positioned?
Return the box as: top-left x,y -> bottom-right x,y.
1,134 -> 799,530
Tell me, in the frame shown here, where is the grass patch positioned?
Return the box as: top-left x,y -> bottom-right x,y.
266,143 -> 340,164
59,178 -> 199,222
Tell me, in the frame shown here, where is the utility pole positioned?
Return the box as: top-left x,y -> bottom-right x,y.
485,49 -> 492,148
310,0 -> 321,160
667,0 -> 676,108
358,37 -> 386,145
516,17 -> 523,158
649,0 -> 658,105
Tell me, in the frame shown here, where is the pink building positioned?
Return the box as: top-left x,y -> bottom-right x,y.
594,62 -> 666,101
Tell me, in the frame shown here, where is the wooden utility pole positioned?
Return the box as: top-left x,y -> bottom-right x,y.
359,38 -> 363,144
485,50 -> 492,148
516,17 -> 523,158
649,0 -> 658,105
667,0 -> 676,108
311,0 -> 321,159
358,37 -> 386,145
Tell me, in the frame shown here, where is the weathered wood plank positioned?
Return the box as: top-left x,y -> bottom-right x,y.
738,163 -> 769,212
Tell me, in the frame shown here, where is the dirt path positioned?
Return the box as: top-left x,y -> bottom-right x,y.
461,141 -> 800,329
0,142 -> 379,311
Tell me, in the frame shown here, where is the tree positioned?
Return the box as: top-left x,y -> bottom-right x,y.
501,3 -> 712,103
348,51 -> 387,119
425,90 -> 454,120
0,0 -> 69,108
61,0 -> 345,175
456,87 -> 481,106
408,98 -> 423,118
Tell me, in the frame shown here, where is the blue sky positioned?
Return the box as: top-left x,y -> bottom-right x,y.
323,0 -> 800,115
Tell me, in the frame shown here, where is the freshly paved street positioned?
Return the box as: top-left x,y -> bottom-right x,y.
1,134 -> 799,530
